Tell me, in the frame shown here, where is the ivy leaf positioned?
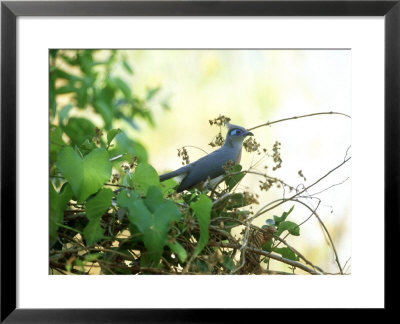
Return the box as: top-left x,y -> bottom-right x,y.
117,187 -> 181,267
131,163 -> 160,195
144,185 -> 165,213
50,125 -> 65,163
49,182 -> 73,247
108,132 -> 148,163
119,193 -> 153,233
57,147 -> 112,202
262,239 -> 274,252
273,205 -> 295,224
86,188 -> 113,222
273,247 -> 299,261
106,128 -> 122,148
146,87 -> 160,101
276,220 -> 300,237
122,60 -> 134,74
167,240 -> 187,263
93,99 -> 113,130
64,117 -> 96,146
225,164 -> 245,191
190,194 -> 212,258
84,252 -> 102,262
223,255 -> 235,271
83,219 -> 105,247
160,178 -> 178,197
141,200 -> 181,266
59,104 -> 74,126
109,77 -> 132,99
83,188 -> 113,246
49,182 -> 73,246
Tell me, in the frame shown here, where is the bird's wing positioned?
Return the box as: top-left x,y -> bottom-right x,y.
177,148 -> 236,192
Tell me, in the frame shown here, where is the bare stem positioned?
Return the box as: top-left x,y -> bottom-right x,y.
248,111 -> 351,131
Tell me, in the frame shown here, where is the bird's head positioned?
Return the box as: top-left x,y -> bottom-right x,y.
225,123 -> 254,146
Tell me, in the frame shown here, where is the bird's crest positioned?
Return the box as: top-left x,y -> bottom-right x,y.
226,122 -> 242,131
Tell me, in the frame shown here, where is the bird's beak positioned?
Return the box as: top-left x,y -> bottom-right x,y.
245,130 -> 254,137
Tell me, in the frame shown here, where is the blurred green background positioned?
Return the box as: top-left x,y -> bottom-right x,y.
56,49 -> 351,273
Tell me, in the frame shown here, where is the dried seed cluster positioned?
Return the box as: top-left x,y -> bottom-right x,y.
272,141 -> 282,171
177,147 -> 190,165
92,127 -> 103,146
111,173 -> 121,184
208,132 -> 225,147
222,160 -> 236,172
259,178 -> 279,192
298,170 -> 306,181
208,115 -> 231,147
243,137 -> 261,153
208,115 -> 231,126
120,156 -> 138,173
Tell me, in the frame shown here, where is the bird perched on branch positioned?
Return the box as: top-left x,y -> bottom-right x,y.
159,123 -> 254,192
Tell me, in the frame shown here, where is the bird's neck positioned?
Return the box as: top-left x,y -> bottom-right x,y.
224,138 -> 243,150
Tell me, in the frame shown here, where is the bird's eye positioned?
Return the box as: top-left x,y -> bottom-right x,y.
230,129 -> 242,136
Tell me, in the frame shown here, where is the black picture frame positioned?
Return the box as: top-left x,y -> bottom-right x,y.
1,0 -> 398,321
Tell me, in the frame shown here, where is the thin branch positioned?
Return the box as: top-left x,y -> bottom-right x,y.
250,155 -> 351,221
231,215 -> 251,274
248,111 -> 351,131
206,241 -> 321,275
291,199 -> 343,274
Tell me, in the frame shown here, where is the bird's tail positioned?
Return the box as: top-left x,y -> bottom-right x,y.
159,165 -> 189,182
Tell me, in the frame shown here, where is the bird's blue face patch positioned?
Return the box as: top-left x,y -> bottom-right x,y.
229,128 -> 244,136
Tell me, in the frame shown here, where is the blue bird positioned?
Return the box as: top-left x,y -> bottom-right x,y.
159,123 -> 254,192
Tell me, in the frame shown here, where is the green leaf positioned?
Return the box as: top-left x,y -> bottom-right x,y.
49,74 -> 57,119
56,85 -> 77,95
86,188 -> 113,221
141,200 -> 181,266
273,247 -> 299,261
49,182 -> 73,247
120,194 -> 153,233
59,104 -> 73,126
222,255 -> 235,271
50,125 -> 65,163
160,178 -> 178,197
190,194 -> 212,258
276,220 -> 300,236
117,188 -> 181,267
167,240 -> 187,263
273,205 -> 295,224
64,117 -> 96,146
93,100 -> 113,130
83,219 -> 105,247
84,252 -> 102,262
109,77 -> 131,99
106,128 -> 122,148
261,239 -> 274,252
193,259 -> 210,273
225,164 -> 245,191
131,163 -> 160,195
83,188 -> 113,245
108,132 -> 148,163
122,60 -> 134,74
79,139 -> 98,156
144,185 -> 165,213
76,85 -> 89,108
57,147 -> 112,202
146,87 -> 160,101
